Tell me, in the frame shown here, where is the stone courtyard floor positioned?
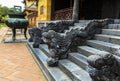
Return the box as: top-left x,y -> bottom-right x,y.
0,28 -> 46,81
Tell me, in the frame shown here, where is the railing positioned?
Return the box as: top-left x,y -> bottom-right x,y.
53,7 -> 73,20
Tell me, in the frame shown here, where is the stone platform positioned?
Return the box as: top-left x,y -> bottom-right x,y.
3,28 -> 29,43
3,38 -> 27,43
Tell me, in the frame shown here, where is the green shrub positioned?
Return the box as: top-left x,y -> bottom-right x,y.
0,23 -> 7,28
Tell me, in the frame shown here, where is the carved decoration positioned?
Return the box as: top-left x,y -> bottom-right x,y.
41,18 -> 112,66
53,7 -> 73,20
28,21 -> 75,48
42,30 -> 88,66
87,54 -> 120,81
28,27 -> 44,48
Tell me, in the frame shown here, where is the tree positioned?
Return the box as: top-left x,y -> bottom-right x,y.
72,0 -> 79,20
0,6 -> 14,16
0,6 -> 9,16
0,15 -> 2,22
0,6 -> 14,23
8,8 -> 14,12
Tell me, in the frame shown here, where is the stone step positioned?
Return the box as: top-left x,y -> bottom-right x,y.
70,26 -> 85,29
39,44 -> 50,57
65,26 -> 84,34
40,45 -> 92,81
74,20 -> 91,27
87,40 -> 120,53
39,44 -> 89,73
102,29 -> 120,36
79,20 -> 91,23
59,59 -> 92,81
68,53 -> 88,70
108,24 -> 120,29
74,23 -> 87,27
27,42 -> 71,81
78,45 -> 120,64
95,34 -> 120,45
59,33 -> 66,36
78,46 -> 110,56
114,19 -> 120,24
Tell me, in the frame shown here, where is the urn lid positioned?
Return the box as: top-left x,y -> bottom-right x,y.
8,6 -> 26,18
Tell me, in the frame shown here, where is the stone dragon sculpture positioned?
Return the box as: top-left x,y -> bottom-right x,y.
42,18 -> 112,66
28,20 -> 75,48
87,54 -> 120,81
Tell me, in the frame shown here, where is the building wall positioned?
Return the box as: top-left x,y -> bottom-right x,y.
28,15 -> 37,27
37,0 -> 51,21
101,0 -> 120,19
82,0 -> 120,19
24,0 -> 38,27
23,0 -> 120,27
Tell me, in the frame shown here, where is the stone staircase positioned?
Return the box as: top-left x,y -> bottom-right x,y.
27,19 -> 120,81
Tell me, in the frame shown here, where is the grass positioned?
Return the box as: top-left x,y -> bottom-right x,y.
0,23 -> 7,28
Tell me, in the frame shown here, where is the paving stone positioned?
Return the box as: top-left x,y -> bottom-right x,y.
0,77 -> 12,81
0,28 -> 46,81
